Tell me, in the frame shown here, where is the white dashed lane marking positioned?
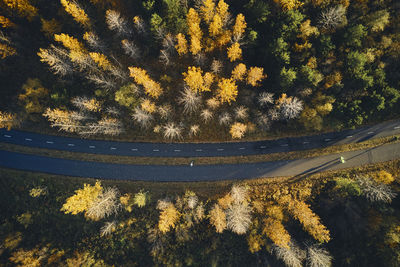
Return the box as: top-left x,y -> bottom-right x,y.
25,138 -> 32,141
281,144 -> 288,147
239,147 -> 245,150
368,131 -> 374,134
217,148 -> 224,151
324,138 -> 331,142
195,149 -> 203,152
89,146 -> 96,149
67,143 -> 75,147
3,134 -> 11,138
303,141 -> 309,144
131,148 -> 138,151
46,141 -> 54,144
260,146 -> 266,149
394,126 -> 400,129
153,149 -> 159,152
346,135 -> 353,138
110,147 -> 117,150
174,149 -> 181,152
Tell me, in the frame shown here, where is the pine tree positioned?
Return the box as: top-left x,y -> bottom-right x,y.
231,63 -> 247,81
158,202 -> 180,233
187,8 -> 202,55
89,52 -> 112,71
233,14 -> 246,41
200,0 -> 215,24
209,14 -> 222,36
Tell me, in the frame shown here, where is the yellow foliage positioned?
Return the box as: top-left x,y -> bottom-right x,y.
266,205 -> 284,221
306,57 -> 317,69
372,170 -> 394,184
4,232 -> 22,250
263,218 -> 291,248
203,72 -> 214,90
231,63 -> 247,81
141,99 -> 156,113
324,71 -> 342,89
183,66 -> 211,93
60,0 -> 90,27
187,8 -> 202,55
298,19 -> 319,40
0,111 -> 16,130
0,43 -> 16,59
61,181 -> 103,217
218,193 -> 233,209
233,14 -> 246,40
129,67 -> 163,99
120,193 -> 133,212
158,203 -> 180,233
9,247 -> 43,267
68,49 -> 88,64
294,41 -> 312,52
229,122 -> 247,139
273,0 -> 304,11
247,67 -> 265,86
89,52 -> 112,71
287,199 -> 331,243
18,78 -> 49,114
200,0 -> 215,24
216,0 -> 229,22
29,186 -> 47,198
247,231 -> 265,253
216,30 -> 231,47
227,42 -> 242,62
175,33 -> 188,55
0,16 -> 15,28
217,78 -> 238,104
209,204 -> 227,233
54,33 -> 86,52
41,18 -> 62,37
209,14 -> 222,36
43,108 -> 78,132
81,98 -> 102,112
3,0 -> 38,20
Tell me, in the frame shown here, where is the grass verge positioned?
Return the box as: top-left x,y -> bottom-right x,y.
1,134 -> 399,165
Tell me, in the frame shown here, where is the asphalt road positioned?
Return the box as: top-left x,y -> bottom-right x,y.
1,119 -> 400,157
1,142 -> 399,181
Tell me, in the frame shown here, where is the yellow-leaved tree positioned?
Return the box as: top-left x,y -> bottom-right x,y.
175,33 -> 188,55
209,14 -> 222,37
60,0 -> 91,28
3,0 -> 38,20
158,202 -> 180,233
187,8 -> 202,55
0,43 -> 16,59
231,63 -> 247,81
18,78 -> 49,114
89,52 -> 112,71
61,181 -> 103,217
273,0 -> 304,11
200,0 -> 215,23
229,122 -> 247,139
216,0 -> 229,23
233,14 -> 246,41
141,99 -> 156,113
183,66 -> 211,93
227,42 -> 242,62
247,67 -> 266,86
217,78 -> 238,104
129,67 -> 163,99
0,111 -> 17,130
0,15 -> 15,28
209,203 -> 227,233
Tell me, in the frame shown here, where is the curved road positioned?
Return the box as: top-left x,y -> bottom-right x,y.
1,119 -> 400,157
1,142 -> 400,181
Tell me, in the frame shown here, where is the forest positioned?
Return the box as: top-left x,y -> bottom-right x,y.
1,0 -> 400,266
0,0 -> 399,141
0,161 -> 400,266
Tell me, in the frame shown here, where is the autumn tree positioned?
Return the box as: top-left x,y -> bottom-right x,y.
229,122 -> 247,139
0,15 -> 15,28
157,201 -> 180,233
227,42 -> 242,62
209,203 -> 227,233
233,13 -> 246,41
105,9 -> 129,36
0,111 -> 17,130
231,63 -> 246,81
187,8 -> 202,55
273,0 -> 303,11
37,45 -> 72,76
60,0 -> 91,28
129,67 -> 163,99
217,78 -> 238,104
175,33 -> 188,55
247,67 -> 265,86
3,0 -> 38,20
18,78 -> 49,114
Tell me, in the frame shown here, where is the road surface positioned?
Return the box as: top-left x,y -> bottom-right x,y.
1,142 -> 399,181
1,119 -> 400,157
